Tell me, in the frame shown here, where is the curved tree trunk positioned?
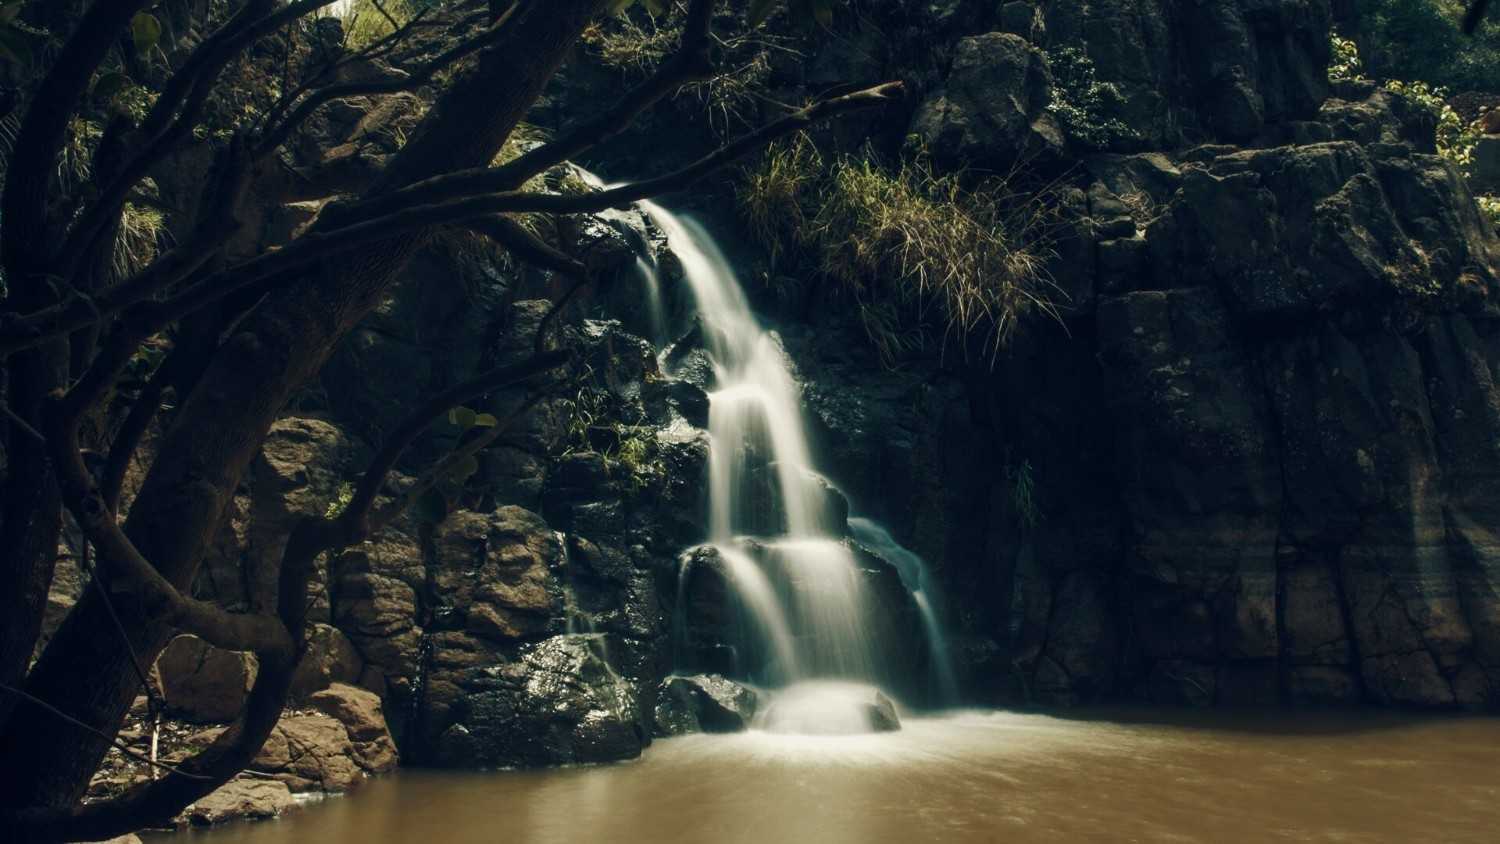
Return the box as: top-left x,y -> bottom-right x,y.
0,0 -> 609,813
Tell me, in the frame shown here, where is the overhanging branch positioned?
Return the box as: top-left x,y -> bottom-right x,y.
0,81 -> 904,358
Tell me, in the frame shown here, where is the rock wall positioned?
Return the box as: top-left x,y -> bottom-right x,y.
39,10 -> 1500,805
776,2 -> 1500,710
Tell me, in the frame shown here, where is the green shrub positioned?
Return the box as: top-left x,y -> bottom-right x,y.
1328,33 -> 1481,168
1385,78 -> 1482,166
1329,33 -> 1366,83
1045,46 -> 1136,150
1354,0 -> 1500,92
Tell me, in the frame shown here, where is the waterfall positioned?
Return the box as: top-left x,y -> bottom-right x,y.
576,175 -> 957,728
848,518 -> 959,704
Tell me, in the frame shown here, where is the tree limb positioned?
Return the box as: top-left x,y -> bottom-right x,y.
353,0 -> 719,222
339,348 -> 571,538
45,394 -> 295,661
0,81 -> 904,358
462,215 -> 589,278
1,0 -> 154,287
254,5 -> 523,157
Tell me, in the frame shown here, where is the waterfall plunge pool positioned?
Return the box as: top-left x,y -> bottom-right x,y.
166,708 -> 1500,843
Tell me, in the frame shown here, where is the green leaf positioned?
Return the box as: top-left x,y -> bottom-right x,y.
748,0 -> 778,27
472,413 -> 500,428
447,406 -> 478,429
414,489 -> 448,524
93,72 -> 131,100
640,0 -> 666,14
131,12 -> 161,54
447,454 -> 480,483
607,0 -> 634,14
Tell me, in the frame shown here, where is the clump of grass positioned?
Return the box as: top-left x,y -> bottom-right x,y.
112,200 -> 168,279
740,135 -> 1064,363
341,0 -> 418,50
739,131 -> 823,260
582,12 -> 792,134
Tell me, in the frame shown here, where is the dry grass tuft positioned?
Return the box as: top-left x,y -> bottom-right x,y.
740,135 -> 1064,364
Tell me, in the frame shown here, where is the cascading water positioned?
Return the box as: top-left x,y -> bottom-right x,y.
633,199 -> 958,731
848,518 -> 959,704
567,165 -> 954,729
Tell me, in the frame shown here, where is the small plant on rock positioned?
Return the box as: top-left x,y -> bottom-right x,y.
1045,46 -> 1137,151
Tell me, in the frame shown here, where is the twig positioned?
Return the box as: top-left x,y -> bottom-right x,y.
1,402 -> 45,443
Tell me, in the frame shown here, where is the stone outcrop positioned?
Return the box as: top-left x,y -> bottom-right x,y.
433,635 -> 646,768
790,41 -> 1500,710
653,674 -> 760,736
909,31 -> 1064,167
153,635 -> 259,724
180,780 -> 295,827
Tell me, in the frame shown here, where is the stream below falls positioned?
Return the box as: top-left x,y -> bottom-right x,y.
166,708 -> 1500,843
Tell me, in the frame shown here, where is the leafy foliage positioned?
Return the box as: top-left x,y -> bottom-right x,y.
1478,194 -> 1500,227
1328,32 -> 1485,171
740,135 -> 1062,364
1354,0 -> 1500,92
1328,33 -> 1365,83
559,375 -> 664,494
1385,78 -> 1483,166
1045,47 -> 1136,151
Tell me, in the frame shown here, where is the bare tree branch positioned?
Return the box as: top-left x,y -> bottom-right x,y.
462,215 -> 589,278
339,348 -> 571,537
254,5 -> 523,157
0,81 -> 904,358
46,392 -> 295,659
496,0 -> 718,182
354,0 -> 719,223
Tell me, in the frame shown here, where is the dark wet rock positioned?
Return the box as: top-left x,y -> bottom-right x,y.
432,635 -> 645,768
866,690 -> 901,732
909,32 -> 1064,168
653,674 -> 760,736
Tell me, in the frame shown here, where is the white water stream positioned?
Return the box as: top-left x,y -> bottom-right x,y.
633,198 -> 957,728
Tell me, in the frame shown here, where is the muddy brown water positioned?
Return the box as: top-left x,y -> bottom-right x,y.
173,708 -> 1500,843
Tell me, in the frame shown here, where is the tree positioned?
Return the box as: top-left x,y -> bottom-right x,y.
0,1 -> 898,839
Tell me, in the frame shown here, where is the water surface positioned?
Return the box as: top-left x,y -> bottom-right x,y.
180,708 -> 1500,843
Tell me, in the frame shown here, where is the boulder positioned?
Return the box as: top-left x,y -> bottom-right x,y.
180,779 -> 295,827
253,711 -> 364,793
289,623 -> 364,701
909,32 -> 1064,168
308,683 -> 400,773
432,635 -> 645,768
430,505 -> 561,642
154,636 -> 258,724
653,674 -> 759,736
